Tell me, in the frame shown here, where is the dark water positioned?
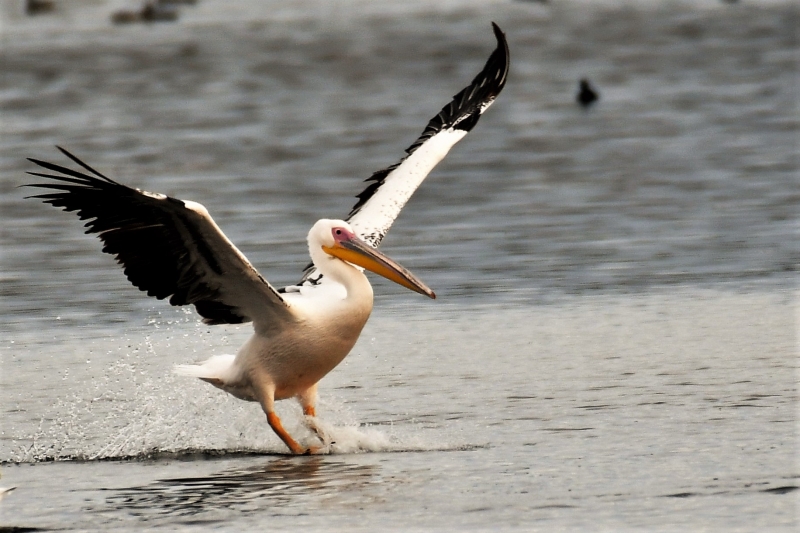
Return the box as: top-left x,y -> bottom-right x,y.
0,0 -> 797,531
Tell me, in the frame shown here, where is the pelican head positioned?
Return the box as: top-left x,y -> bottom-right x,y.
308,219 -> 435,299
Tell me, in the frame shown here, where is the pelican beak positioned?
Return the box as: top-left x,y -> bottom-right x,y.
323,237 -> 436,299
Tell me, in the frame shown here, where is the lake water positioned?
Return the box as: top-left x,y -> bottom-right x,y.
0,0 -> 797,531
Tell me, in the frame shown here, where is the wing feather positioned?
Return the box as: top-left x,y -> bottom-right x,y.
25,148 -> 294,331
295,23 -> 509,286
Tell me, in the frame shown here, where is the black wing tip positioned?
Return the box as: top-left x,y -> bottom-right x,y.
485,21 -> 510,94
26,156 -> 52,167
56,145 -> 114,182
345,22 -> 511,223
491,22 -> 505,42
416,22 -> 510,138
25,147 -> 123,193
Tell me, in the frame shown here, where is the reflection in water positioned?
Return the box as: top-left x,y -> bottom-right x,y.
102,457 -> 378,518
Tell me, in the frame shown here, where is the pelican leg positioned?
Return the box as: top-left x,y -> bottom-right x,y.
298,385 -> 331,447
266,412 -> 308,455
298,384 -> 318,418
255,379 -> 318,455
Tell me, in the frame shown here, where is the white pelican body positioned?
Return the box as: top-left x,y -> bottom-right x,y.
175,219 -> 418,452
25,24 -> 509,453
185,223 -> 378,404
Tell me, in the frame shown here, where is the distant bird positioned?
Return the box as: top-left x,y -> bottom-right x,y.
24,24 -> 509,454
26,0 -> 55,16
577,78 -> 599,108
112,0 -> 189,25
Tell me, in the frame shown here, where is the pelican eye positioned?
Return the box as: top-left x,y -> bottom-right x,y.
332,227 -> 352,242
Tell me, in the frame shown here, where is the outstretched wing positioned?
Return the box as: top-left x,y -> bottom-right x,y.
295,22 -> 509,287
25,147 -> 295,331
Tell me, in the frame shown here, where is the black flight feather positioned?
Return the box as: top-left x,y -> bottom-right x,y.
347,22 -> 509,220
24,148 -> 256,325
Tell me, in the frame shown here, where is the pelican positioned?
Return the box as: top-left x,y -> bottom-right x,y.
24,23 -> 509,454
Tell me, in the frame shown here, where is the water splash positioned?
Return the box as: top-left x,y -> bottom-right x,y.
4,357 -> 464,463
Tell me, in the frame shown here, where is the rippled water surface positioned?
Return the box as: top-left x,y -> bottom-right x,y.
1,0 -> 797,531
